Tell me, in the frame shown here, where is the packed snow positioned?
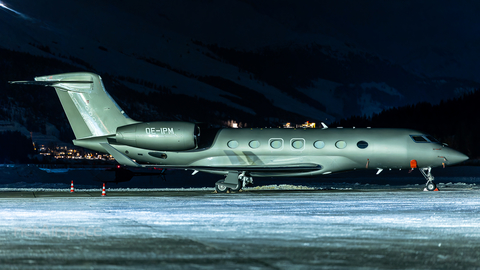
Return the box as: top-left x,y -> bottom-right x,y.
1,189 -> 480,268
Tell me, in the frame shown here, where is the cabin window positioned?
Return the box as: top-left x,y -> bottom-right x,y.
335,140 -> 347,149
313,141 -> 325,149
227,140 -> 239,149
357,141 -> 368,149
269,139 -> 283,149
249,140 -> 260,149
291,139 -> 305,150
313,140 -> 325,149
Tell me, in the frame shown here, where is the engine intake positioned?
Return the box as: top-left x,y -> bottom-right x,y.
116,121 -> 197,151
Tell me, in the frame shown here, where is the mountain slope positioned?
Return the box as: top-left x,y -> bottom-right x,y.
0,0 -> 478,129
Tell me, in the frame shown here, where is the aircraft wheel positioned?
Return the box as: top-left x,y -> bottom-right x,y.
426,181 -> 436,191
215,180 -> 229,193
229,181 -> 243,192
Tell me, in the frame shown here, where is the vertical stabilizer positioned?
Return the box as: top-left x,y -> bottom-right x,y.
20,72 -> 138,139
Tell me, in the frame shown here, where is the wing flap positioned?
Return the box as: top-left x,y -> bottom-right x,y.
145,163 -> 322,173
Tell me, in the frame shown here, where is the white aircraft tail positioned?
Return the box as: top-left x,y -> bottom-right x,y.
12,72 -> 138,139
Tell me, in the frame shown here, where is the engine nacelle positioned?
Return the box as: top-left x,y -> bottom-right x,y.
116,121 -> 197,151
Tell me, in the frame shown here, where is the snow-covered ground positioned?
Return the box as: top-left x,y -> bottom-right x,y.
1,189 -> 480,269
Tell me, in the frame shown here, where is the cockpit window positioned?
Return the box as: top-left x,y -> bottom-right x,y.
410,135 -> 439,143
425,135 -> 439,143
411,135 -> 428,142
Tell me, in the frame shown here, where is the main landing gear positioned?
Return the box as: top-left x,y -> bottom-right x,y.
215,171 -> 253,193
420,167 -> 437,191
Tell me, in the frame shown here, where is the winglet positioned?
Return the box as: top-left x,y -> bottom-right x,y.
99,143 -> 141,167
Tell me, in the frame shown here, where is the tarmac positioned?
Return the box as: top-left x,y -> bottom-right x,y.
1,187 -> 480,269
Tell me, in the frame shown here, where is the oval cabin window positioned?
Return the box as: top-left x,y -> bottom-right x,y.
357,141 -> 368,149
227,140 -> 239,149
270,139 -> 283,149
313,140 -> 325,149
291,140 -> 304,149
249,140 -> 260,149
335,140 -> 347,149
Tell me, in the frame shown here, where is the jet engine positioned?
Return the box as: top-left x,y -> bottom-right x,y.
115,121 -> 197,151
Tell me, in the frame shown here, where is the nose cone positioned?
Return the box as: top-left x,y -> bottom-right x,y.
445,148 -> 469,165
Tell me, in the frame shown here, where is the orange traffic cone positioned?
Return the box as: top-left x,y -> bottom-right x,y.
70,180 -> 74,193
102,183 -> 106,196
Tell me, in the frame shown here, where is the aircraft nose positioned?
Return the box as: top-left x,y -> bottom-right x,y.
444,148 -> 469,165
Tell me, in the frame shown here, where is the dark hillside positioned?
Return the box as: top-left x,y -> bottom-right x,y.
333,90 -> 480,158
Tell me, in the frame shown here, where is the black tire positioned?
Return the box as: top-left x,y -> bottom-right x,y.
426,181 -> 436,191
215,180 -> 229,193
229,181 -> 243,192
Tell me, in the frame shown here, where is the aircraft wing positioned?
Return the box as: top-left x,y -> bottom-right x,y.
98,143 -> 321,173
153,164 -> 322,173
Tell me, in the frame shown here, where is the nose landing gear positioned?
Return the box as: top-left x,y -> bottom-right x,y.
420,167 -> 437,191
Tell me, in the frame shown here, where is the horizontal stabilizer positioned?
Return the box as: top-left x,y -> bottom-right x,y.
9,80 -> 93,86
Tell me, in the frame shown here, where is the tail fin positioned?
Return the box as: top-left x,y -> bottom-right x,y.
11,72 -> 138,139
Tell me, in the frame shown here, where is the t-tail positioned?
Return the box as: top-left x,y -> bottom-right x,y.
10,72 -> 196,167
10,72 -> 139,140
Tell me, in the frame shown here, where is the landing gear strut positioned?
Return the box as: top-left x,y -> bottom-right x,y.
420,167 -> 437,191
215,171 -> 253,193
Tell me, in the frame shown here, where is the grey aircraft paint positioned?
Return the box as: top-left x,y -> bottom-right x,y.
10,72 -> 469,192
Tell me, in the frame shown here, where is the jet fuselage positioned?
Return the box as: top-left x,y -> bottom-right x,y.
75,126 -> 466,177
